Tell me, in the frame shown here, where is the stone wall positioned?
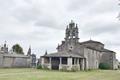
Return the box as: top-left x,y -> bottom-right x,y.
0,54 -> 3,67
84,47 -> 101,70
0,54 -> 31,68
100,51 -> 117,69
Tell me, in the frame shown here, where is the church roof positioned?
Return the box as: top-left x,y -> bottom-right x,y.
102,48 -> 115,53
85,46 -> 102,52
3,53 -> 30,58
81,40 -> 104,45
42,52 -> 84,58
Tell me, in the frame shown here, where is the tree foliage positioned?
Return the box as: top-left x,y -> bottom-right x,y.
12,44 -> 24,54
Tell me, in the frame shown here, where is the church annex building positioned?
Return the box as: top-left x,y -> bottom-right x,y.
41,21 -> 118,71
0,43 -> 36,68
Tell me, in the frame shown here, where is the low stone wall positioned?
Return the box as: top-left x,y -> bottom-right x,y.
59,64 -> 69,70
71,65 -> 80,71
41,63 -> 80,71
59,64 -> 80,71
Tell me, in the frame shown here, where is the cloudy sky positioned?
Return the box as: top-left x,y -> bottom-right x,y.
0,0 -> 120,60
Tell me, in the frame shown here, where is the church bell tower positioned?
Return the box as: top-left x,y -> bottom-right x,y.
56,20 -> 79,52
65,20 -> 79,44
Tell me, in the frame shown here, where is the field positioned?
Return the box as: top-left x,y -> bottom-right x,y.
0,68 -> 119,80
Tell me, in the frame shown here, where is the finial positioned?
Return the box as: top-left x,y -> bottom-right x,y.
66,25 -> 68,29
90,36 -> 92,41
4,40 -> 7,47
45,50 -> 47,55
71,20 -> 74,23
27,45 -> 31,56
58,44 -> 60,47
76,24 -> 78,28
90,33 -> 92,40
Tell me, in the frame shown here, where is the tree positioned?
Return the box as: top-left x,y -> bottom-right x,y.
12,44 -> 24,54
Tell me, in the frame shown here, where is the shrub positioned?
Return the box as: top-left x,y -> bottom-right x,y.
118,65 -> 120,69
99,63 -> 111,70
37,65 -> 42,69
37,64 -> 50,70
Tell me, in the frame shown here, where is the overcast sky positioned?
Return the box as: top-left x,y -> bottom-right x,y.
0,0 -> 120,60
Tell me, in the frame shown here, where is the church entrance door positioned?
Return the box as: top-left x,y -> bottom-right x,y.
51,57 -> 60,70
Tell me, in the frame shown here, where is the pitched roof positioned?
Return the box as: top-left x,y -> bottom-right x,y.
85,46 -> 102,52
81,40 -> 104,45
42,52 -> 84,58
102,48 -> 115,53
3,54 -> 30,58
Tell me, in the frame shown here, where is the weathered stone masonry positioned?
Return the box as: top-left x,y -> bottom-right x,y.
41,21 -> 118,70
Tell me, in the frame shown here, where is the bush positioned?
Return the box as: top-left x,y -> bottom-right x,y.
37,65 -> 42,69
118,65 -> 120,69
99,63 -> 111,70
37,64 -> 50,70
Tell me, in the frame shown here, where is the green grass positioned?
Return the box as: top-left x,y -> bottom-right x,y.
0,68 -> 119,80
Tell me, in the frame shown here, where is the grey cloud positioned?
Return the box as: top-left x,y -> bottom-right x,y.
67,0 -> 96,11
87,0 -> 119,15
67,0 -> 118,14
12,5 -> 41,23
34,18 -> 59,29
81,23 -> 120,36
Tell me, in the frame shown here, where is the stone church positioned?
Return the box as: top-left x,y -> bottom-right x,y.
0,42 -> 36,68
41,21 -> 118,71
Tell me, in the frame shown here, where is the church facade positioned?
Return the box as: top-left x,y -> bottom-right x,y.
41,21 -> 118,71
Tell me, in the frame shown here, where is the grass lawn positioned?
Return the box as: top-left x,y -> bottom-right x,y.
0,68 -> 119,80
